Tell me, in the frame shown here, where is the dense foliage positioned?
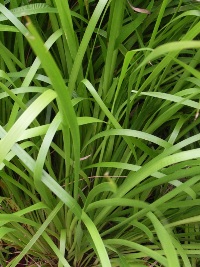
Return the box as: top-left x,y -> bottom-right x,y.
0,0 -> 200,266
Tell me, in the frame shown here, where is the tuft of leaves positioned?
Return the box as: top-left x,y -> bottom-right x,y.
0,1 -> 200,266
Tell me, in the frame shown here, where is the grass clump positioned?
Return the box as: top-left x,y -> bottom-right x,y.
0,0 -> 200,266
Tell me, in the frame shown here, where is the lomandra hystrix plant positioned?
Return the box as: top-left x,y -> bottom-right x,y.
0,0 -> 200,266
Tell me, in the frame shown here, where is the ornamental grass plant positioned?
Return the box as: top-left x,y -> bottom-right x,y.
0,0 -> 200,266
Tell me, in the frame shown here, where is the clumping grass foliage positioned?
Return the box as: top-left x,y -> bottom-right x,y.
0,0 -> 200,266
